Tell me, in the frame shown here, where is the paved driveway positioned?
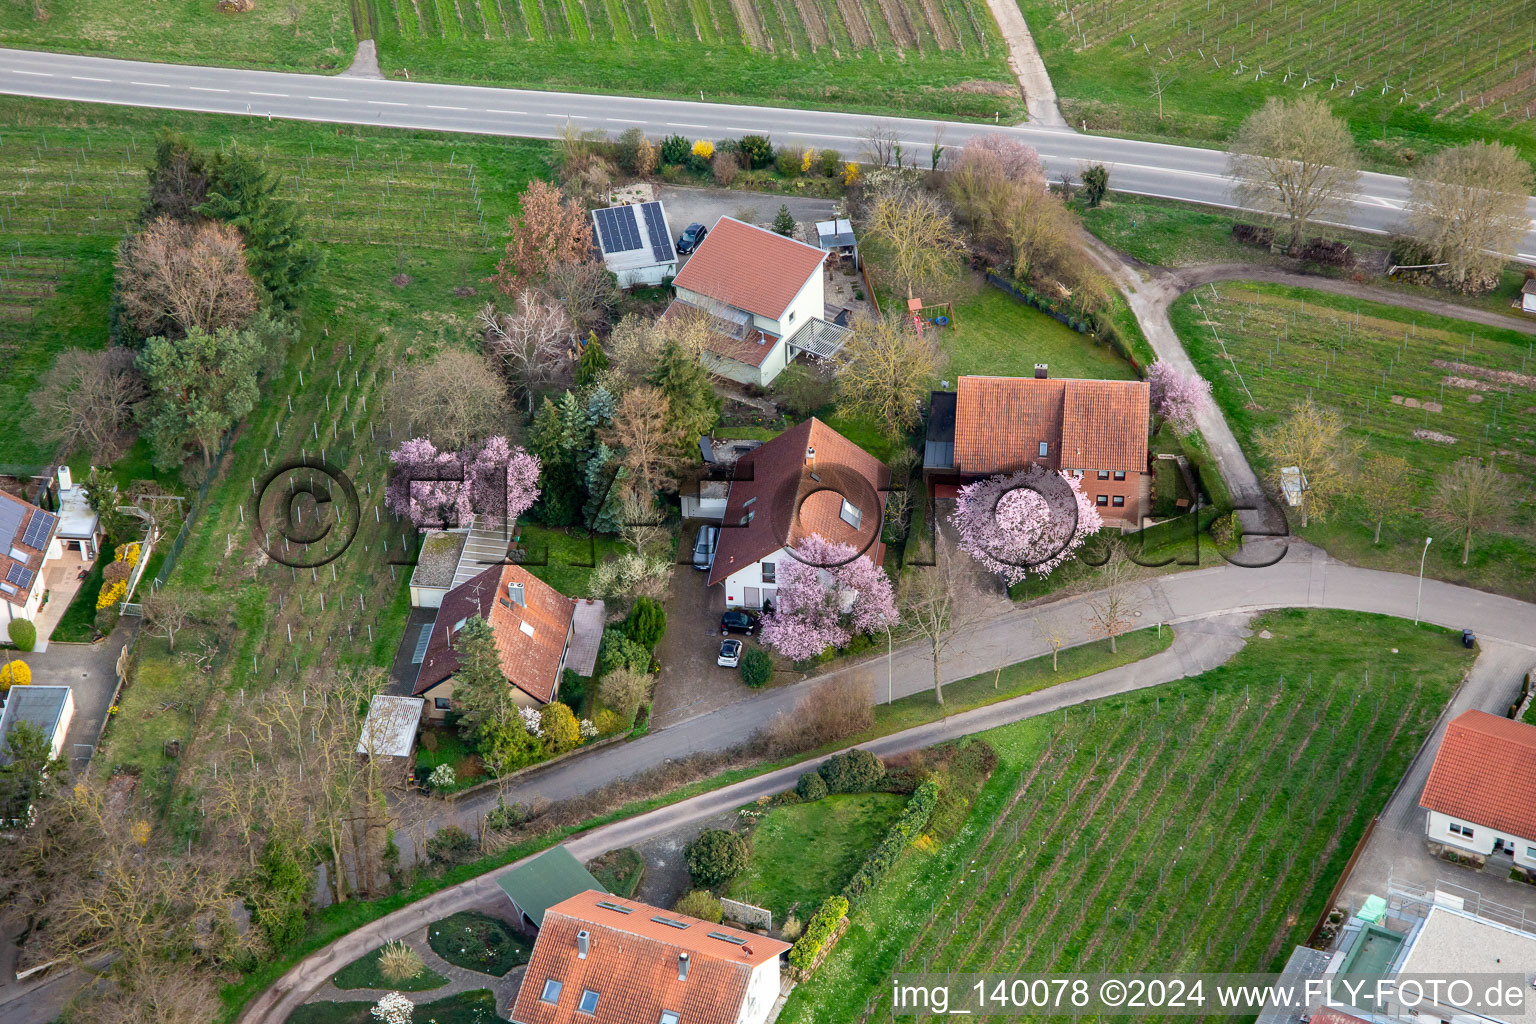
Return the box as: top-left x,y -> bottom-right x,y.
657,185 -> 837,244
651,526 -> 756,728
5,622 -> 136,771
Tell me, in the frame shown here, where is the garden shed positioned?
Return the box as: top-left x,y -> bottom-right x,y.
496,846 -> 606,930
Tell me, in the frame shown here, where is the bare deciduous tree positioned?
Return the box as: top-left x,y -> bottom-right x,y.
1355,453 -> 1412,545
862,189 -> 966,300
1432,457 -> 1514,565
30,347 -> 145,460
1227,95 -> 1360,254
1149,66 -> 1177,120
116,217 -> 259,338
1084,547 -> 1139,653
835,314 -> 946,438
599,385 -> 684,502
1404,141 -> 1534,294
385,348 -> 511,449
142,588 -> 199,653
899,550 -> 980,705
546,259 -> 621,335
480,293 -> 575,413
1035,614 -> 1069,671
862,122 -> 899,167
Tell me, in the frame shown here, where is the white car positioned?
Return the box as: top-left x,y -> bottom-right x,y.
717,638 -> 743,668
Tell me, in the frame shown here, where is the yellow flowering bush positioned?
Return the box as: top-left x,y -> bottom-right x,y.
692,139 -> 714,161
0,660 -> 30,690
131,820 -> 151,845
842,162 -> 860,186
97,580 -> 127,610
801,148 -> 814,173
114,542 -> 141,567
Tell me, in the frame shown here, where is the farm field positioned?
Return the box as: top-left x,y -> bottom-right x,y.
779,607 -> 1474,1023
1171,281 -> 1536,599
1019,0 -> 1536,163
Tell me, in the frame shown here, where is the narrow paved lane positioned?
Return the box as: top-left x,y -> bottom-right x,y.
2,47 -> 1534,260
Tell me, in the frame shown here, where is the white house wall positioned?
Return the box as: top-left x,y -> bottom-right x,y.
721,546 -> 785,609
736,961 -> 783,1024
769,269 -> 826,340
1427,809 -> 1536,869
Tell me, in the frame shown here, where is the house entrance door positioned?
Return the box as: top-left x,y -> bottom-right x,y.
743,587 -> 761,609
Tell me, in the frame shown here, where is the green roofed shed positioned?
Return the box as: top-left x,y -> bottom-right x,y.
496,846 -> 606,929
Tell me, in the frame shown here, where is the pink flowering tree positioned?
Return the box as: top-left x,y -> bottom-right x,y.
949,465 -> 1102,586
386,435 -> 541,529
759,533 -> 897,661
1147,360 -> 1212,434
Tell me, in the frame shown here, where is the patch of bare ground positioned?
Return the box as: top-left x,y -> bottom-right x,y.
1413,429 -> 1458,444
1389,395 -> 1443,413
834,0 -> 876,48
1430,359 -> 1536,390
946,79 -> 1017,97
793,0 -> 830,49
871,0 -> 917,50
727,0 -> 768,48
916,0 -> 958,49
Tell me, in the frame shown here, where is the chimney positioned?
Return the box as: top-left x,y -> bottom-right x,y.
57,465 -> 73,491
577,930 -> 590,959
678,952 -> 690,981
805,445 -> 816,466
1034,363 -> 1048,379
507,580 -> 525,607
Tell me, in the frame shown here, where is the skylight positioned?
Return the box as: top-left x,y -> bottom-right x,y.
651,915 -> 691,930
520,621 -> 535,637
839,499 -> 862,529
596,900 -> 635,914
708,930 -> 747,945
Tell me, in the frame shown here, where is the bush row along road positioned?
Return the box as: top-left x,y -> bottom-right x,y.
1,47 -> 1534,261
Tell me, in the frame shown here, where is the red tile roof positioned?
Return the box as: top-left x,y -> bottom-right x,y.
671,217 -> 826,321
509,890 -> 791,1024
953,375 -> 1149,476
1420,710 -> 1536,840
415,563 -> 576,704
708,418 -> 889,586
0,490 -> 55,608
659,299 -> 779,369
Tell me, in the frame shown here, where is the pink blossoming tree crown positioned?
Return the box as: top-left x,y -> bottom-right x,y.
759,533 -> 897,662
385,435 -> 541,530
1147,360 -> 1212,434
949,465 -> 1102,586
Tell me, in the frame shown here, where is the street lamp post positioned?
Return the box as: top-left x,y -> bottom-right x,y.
885,623 -> 893,705
1414,536 -> 1432,624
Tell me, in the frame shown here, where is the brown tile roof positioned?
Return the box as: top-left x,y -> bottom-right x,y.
659,299 -> 779,369
509,890 -> 790,1024
414,563 -> 576,704
953,375 -> 1149,477
708,418 -> 890,586
1420,710 -> 1536,840
671,217 -> 826,321
0,490 -> 56,608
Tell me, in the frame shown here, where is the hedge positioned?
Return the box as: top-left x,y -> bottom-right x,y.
787,895 -> 848,971
840,779 -> 940,906
818,749 -> 884,793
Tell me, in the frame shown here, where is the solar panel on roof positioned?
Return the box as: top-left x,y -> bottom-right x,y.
6,564 -> 33,589
595,206 -> 643,254
21,510 -> 55,550
642,202 -> 674,263
0,502 -> 23,551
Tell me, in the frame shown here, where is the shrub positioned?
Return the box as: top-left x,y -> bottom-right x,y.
775,148 -> 801,178
673,889 -> 723,923
739,134 -> 773,169
597,627 -> 650,677
819,148 -> 841,177
739,647 -> 772,688
425,825 -> 475,866
97,580 -> 127,609
658,135 -> 690,166
560,668 -> 587,712
842,162 -> 860,186
427,764 -> 456,792
371,992 -> 414,1024
685,828 -> 748,886
1080,163 -> 1109,207
692,139 -> 714,161
624,597 -> 667,650
818,749 -> 884,793
484,799 -> 528,831
102,560 -> 131,585
378,941 -> 425,984
795,771 -> 828,801
8,619 -> 36,652
840,779 -> 940,905
115,541 -> 141,566
593,707 -> 628,734
93,605 -> 120,636
0,660 -> 31,691
599,667 -> 652,723
787,895 -> 847,971
712,151 -> 740,186
781,912 -> 804,940
541,702 -> 582,753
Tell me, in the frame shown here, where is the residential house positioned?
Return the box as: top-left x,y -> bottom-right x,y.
0,490 -> 60,625
666,216 -> 849,387
592,201 -> 677,288
496,847 -> 607,933
707,418 -> 890,610
1419,709 -> 1536,870
413,563 -> 577,720
923,370 -> 1152,524
355,694 -> 425,764
0,684 -> 74,764
508,889 -> 791,1024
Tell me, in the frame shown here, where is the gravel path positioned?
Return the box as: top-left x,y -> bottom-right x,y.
979,0 -> 1067,127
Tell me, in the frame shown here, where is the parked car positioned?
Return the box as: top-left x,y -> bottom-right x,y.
678,222 -> 708,254
720,610 -> 758,636
717,638 -> 743,667
692,526 -> 719,571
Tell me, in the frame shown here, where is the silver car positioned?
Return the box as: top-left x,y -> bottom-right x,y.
692,525 -> 718,571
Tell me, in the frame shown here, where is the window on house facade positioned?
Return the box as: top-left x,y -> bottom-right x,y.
1114,470 -> 1126,481
787,310 -> 796,324
541,979 -> 563,1004
578,990 -> 600,1014
1039,442 -> 1049,457
1112,496 -> 1125,507
840,499 -> 862,529
435,698 -> 452,711
1096,495 -> 1108,506
1527,846 -> 1536,860
762,561 -> 776,583
1450,822 -> 1474,838
1097,470 -> 1109,480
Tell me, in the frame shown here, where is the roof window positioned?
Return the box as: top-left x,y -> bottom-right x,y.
839,499 -> 862,529
578,989 -> 600,1014
541,979 -> 563,1004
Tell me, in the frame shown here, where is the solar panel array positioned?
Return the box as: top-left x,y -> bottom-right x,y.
641,202 -> 674,263
21,510 -> 55,550
593,205 -> 643,254
6,564 -> 33,589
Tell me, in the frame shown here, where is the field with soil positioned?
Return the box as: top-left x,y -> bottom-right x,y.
1019,0 -> 1536,162
779,608 -> 1475,1022
1172,280 -> 1536,598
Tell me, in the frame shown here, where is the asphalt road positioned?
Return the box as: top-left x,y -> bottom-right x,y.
2,47 -> 1535,261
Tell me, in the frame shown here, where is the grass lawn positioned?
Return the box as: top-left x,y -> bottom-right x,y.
330,945 -> 449,992
513,522 -> 626,599
780,608 -> 1475,1022
415,725 -> 486,793
729,792 -> 907,924
1017,0 -> 1536,167
427,912 -> 531,976
1172,280 -> 1536,600
586,847 -> 645,899
942,283 -> 1138,382
284,989 -> 506,1024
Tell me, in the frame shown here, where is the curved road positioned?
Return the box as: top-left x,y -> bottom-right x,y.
2,47 -> 1535,261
